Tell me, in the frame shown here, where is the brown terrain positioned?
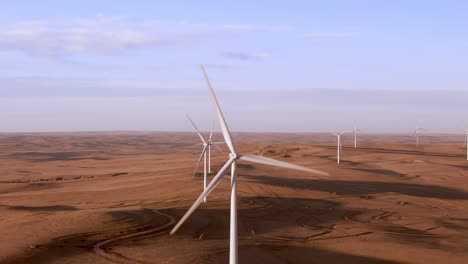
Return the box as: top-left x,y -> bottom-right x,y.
1,132 -> 467,263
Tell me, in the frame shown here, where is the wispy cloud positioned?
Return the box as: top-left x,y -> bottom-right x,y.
223,51 -> 271,61
222,24 -> 291,32
0,76 -> 202,97
0,16 -> 291,58
143,65 -> 161,72
204,63 -> 245,70
0,17 -> 158,57
303,32 -> 355,39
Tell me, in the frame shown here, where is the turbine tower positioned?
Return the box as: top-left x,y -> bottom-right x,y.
413,125 -> 425,147
170,65 -> 328,264
332,131 -> 344,164
352,121 -> 361,149
185,113 -> 224,202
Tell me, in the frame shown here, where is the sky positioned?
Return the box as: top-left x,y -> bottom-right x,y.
0,0 -> 467,133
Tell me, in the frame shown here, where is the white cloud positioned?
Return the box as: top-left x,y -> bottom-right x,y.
0,18 -> 158,57
204,63 -> 245,70
143,65 -> 161,72
222,24 -> 290,32
223,51 -> 271,61
0,16 -> 291,57
303,32 -> 355,39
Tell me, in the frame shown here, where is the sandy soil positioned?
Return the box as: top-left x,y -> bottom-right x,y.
1,132 -> 467,263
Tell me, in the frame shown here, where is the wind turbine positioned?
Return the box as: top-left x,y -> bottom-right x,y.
351,121 -> 361,149
413,126 -> 425,147
332,131 -> 344,164
185,113 -> 224,202
170,65 -> 328,264
465,129 -> 468,161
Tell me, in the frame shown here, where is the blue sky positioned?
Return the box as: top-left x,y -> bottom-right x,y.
0,1 -> 467,133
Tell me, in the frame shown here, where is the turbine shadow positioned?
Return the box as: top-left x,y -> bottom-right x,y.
208,244 -> 402,264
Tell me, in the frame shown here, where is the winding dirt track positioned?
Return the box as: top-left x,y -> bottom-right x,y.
1,132 -> 468,264
93,210 -> 176,263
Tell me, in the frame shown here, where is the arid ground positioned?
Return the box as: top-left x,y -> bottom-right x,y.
1,132 -> 467,263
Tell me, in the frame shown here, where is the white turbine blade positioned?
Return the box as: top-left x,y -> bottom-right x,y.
192,145 -> 208,178
339,131 -> 345,136
170,157 -> 236,234
200,65 -> 236,154
213,143 -> 225,153
209,121 -> 214,141
185,113 -> 206,143
185,143 -> 203,148
239,154 -> 328,176
212,141 -> 226,145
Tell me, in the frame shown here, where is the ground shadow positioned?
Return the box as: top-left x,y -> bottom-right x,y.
11,151 -> 110,162
321,145 -> 465,159
351,168 -> 406,177
208,244 -> 403,264
241,174 -> 468,200
2,205 -> 78,211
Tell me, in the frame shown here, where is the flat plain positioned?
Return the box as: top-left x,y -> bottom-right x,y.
1,132 -> 467,263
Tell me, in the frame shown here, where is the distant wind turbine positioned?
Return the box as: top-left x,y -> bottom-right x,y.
170,64 -> 328,264
413,125 -> 426,147
332,131 -> 345,164
185,113 -> 224,202
351,121 -> 361,149
465,129 -> 468,161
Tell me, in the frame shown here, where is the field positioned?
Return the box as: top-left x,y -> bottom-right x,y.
1,132 -> 467,263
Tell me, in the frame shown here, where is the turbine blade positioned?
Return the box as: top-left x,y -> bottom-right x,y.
213,143 -> 225,153
170,157 -> 236,235
200,65 -> 236,153
185,143 -> 203,148
212,142 -> 226,145
185,113 -> 206,143
239,154 -> 328,176
192,145 -> 208,178
209,121 -> 214,141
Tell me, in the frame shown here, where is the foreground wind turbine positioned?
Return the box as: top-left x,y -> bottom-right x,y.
351,121 -> 361,149
170,65 -> 328,264
413,126 -> 425,147
332,132 -> 345,164
185,113 -> 224,202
